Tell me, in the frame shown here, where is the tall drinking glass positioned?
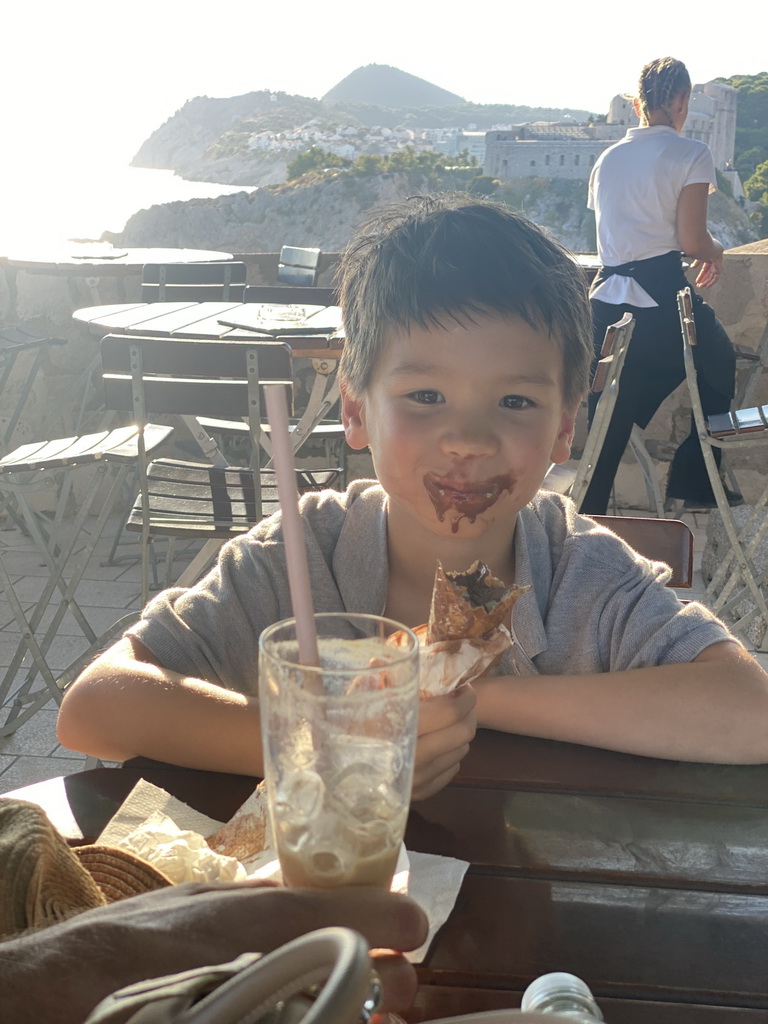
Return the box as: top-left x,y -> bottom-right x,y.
259,612 -> 420,889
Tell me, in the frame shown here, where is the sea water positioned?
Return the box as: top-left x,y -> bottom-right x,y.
0,161 -> 252,258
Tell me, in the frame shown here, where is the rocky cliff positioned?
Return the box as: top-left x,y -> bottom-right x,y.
104,171 -> 758,255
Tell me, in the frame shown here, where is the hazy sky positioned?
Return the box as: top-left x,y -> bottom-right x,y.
4,0 -> 765,168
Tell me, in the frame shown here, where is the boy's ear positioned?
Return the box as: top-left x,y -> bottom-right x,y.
549,408 -> 576,466
340,380 -> 370,451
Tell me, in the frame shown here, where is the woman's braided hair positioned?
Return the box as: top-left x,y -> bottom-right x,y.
637,57 -> 691,126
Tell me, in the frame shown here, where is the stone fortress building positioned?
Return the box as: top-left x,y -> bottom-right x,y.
484,80 -> 741,195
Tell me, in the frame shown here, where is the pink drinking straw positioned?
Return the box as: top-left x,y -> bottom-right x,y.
263,384 -> 319,667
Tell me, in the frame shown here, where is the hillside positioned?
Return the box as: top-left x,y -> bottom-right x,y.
323,64 -> 464,106
131,66 -> 595,185
104,167 -> 757,255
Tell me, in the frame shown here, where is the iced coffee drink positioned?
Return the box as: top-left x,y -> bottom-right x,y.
259,616 -> 420,889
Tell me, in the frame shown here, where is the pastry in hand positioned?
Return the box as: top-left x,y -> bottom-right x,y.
390,561 -> 530,697
427,560 -> 529,642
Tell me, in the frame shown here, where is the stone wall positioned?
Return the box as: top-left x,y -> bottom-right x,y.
485,136 -> 612,182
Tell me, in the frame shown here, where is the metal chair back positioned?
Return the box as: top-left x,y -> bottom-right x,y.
141,262 -> 246,302
569,313 -> 635,510
277,245 -> 321,287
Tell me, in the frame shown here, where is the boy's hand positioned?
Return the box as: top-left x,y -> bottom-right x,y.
412,685 -> 477,800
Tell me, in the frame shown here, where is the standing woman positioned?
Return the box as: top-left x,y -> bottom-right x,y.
580,56 -> 737,515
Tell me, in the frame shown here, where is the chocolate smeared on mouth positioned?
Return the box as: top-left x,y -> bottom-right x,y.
424,474 -> 515,533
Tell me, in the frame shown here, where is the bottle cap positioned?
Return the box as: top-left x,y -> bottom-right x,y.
521,972 -> 604,1020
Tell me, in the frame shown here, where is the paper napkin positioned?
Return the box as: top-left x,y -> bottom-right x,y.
96,779 -> 469,963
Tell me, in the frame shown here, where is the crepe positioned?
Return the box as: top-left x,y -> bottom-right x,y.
427,560 -> 528,642
391,561 -> 529,697
205,783 -> 269,865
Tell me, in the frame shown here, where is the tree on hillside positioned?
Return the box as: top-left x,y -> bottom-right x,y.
286,147 -> 351,180
744,158 -> 768,235
719,73 -> 768,181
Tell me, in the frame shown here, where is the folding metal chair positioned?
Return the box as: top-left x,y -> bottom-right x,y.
140,262 -> 247,302
678,286 -> 768,649
721,320 -> 768,495
544,314 -> 664,516
277,246 -> 321,287
0,329 -> 68,456
101,334 -> 340,606
244,285 -> 339,306
565,313 -> 636,509
734,321 -> 768,410
0,422 -> 173,736
192,328 -> 348,492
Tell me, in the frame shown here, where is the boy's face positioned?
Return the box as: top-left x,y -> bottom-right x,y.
342,314 -> 576,542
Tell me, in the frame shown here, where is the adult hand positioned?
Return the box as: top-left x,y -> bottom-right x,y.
0,882 -> 427,1024
412,684 -> 477,800
690,253 -> 722,288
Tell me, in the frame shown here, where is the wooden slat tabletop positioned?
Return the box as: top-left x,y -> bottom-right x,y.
417,874 -> 768,1016
72,302 -> 199,331
73,302 -> 343,341
407,787 -> 768,891
103,302 -> 245,338
457,730 -> 768,806
7,733 -> 768,1023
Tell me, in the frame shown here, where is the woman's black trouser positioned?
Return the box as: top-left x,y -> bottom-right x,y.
579,256 -> 735,516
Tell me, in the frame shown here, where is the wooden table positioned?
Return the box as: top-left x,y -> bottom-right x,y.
2,245 -> 233,269
7,731 -> 768,1023
72,300 -> 343,344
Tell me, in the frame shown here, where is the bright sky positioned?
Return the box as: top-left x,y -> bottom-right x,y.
4,0 -> 765,170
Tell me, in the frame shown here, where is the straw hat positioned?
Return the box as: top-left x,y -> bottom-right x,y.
74,845 -> 172,903
0,799 -> 171,940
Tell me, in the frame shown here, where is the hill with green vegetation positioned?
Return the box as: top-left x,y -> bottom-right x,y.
718,72 -> 768,235
131,67 -> 595,186
108,147 -> 756,255
121,66 -> 761,250
718,72 -> 768,180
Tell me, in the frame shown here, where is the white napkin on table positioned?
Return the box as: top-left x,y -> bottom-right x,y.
96,779 -> 468,963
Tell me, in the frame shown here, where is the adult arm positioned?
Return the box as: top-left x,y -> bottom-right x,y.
57,637 -> 476,798
0,883 -> 427,1024
677,181 -> 724,288
474,641 -> 768,763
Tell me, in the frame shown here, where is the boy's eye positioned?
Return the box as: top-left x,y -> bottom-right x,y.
409,390 -> 444,405
501,395 -> 534,410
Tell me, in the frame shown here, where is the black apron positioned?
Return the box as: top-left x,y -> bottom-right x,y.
590,250 -> 734,400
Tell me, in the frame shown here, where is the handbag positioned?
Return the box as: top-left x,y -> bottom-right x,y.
83,925 -> 602,1024
83,927 -> 378,1024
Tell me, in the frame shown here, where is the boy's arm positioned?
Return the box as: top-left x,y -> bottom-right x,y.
58,637 -> 477,796
474,641 -> 768,763
57,636 -> 265,774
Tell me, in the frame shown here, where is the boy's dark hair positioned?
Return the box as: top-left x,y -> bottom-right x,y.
337,193 -> 592,409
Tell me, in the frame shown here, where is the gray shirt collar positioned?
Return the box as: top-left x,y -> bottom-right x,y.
331,485 -> 549,660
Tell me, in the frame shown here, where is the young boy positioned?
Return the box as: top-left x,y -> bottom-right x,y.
58,194 -> 768,798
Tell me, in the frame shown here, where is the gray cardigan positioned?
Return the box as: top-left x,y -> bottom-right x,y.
131,481 -> 731,696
